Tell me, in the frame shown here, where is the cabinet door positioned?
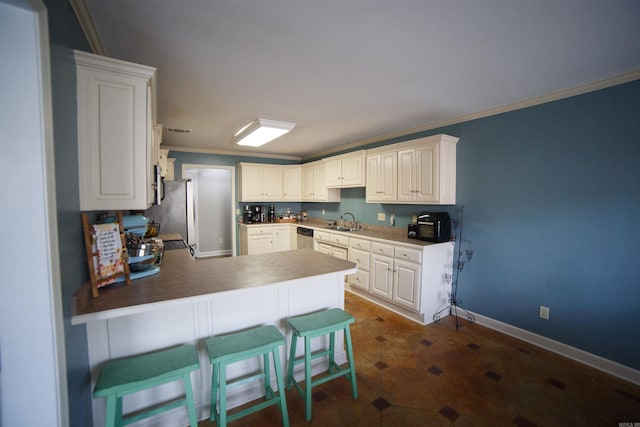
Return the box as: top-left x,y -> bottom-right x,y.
340,154 -> 365,187
283,166 -> 302,201
240,165 -> 264,201
393,259 -> 421,312
371,254 -> 393,301
325,158 -> 342,187
397,148 -> 416,202
273,227 -> 290,252
248,233 -> 273,255
301,165 -> 315,201
415,144 -> 438,202
262,167 -> 283,200
76,53 -> 154,210
312,163 -> 328,201
366,151 -> 397,202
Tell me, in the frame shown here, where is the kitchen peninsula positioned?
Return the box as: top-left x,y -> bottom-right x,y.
72,249 -> 356,427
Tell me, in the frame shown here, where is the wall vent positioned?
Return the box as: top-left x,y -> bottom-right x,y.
165,127 -> 192,134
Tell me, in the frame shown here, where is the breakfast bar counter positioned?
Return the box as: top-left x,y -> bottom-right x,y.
72,248 -> 356,324
71,249 -> 356,427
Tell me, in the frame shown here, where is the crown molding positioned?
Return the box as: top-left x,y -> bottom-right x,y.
162,145 -> 302,162
304,69 -> 640,160
69,0 -> 105,55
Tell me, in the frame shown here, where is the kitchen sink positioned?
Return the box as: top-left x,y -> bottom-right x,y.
324,225 -> 361,232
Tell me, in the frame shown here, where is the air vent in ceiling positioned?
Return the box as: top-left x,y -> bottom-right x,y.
165,127 -> 192,134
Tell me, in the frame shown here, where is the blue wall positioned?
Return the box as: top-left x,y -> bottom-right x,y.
308,81 -> 640,370
44,0 -> 94,425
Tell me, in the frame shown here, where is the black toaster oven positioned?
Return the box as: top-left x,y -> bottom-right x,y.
408,212 -> 451,243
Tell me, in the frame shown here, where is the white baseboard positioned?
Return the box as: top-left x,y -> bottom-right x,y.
196,249 -> 232,258
467,311 -> 640,386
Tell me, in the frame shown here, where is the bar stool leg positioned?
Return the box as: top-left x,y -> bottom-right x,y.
184,373 -> 197,427
329,331 -> 336,373
219,362 -> 228,427
263,353 -> 273,399
304,335 -> 313,421
210,363 -> 219,422
286,334 -> 298,388
345,325 -> 358,398
272,348 -> 290,427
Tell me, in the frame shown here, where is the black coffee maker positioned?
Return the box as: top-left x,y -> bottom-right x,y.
268,204 -> 275,222
242,205 -> 253,223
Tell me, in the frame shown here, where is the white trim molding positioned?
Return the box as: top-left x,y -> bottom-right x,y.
69,0 -> 105,55
467,311 -> 640,386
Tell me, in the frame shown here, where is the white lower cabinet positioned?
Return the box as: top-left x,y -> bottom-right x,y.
370,243 -> 423,312
239,224 -> 291,255
348,237 -> 370,291
345,235 -> 453,324
314,230 -> 349,260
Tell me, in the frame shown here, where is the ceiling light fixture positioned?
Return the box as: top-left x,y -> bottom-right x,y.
233,118 -> 296,147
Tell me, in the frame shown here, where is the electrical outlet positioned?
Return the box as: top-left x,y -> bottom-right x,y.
390,213 -> 395,226
539,305 -> 550,320
235,208 -> 241,215
412,215 -> 417,223
219,237 -> 224,244
377,213 -> 386,221
322,209 -> 325,216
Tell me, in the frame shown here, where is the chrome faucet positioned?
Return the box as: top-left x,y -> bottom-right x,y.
343,212 -> 357,230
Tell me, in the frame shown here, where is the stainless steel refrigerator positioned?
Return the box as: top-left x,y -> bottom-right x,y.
144,179 -> 194,252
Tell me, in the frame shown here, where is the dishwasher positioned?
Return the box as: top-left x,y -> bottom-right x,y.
296,227 -> 314,249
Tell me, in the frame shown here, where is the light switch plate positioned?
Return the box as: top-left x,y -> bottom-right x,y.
377,213 -> 386,221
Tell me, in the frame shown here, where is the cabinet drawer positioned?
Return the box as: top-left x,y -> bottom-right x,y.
328,233 -> 349,247
316,242 -> 333,255
348,270 -> 369,291
371,242 -> 394,257
395,246 -> 422,263
332,246 -> 348,260
314,230 -> 331,242
349,237 -> 370,251
248,227 -> 273,236
348,248 -> 370,271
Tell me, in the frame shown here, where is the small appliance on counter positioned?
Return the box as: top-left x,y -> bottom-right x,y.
268,204 -> 276,222
408,212 -> 451,243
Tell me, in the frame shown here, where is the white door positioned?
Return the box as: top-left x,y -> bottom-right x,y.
0,2 -> 68,425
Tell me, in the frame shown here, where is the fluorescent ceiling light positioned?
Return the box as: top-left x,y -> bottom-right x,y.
233,118 -> 296,147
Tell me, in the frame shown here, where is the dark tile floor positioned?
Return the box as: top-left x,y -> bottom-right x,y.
199,292 -> 640,426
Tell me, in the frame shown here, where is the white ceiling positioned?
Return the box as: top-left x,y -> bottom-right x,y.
81,0 -> 640,160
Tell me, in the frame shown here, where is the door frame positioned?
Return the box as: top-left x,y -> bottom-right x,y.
182,163 -> 237,257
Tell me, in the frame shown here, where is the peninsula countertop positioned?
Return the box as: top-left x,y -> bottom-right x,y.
71,248 -> 357,325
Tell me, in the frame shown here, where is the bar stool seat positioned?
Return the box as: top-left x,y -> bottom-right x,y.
93,344 -> 199,427
205,325 -> 289,427
286,307 -> 358,421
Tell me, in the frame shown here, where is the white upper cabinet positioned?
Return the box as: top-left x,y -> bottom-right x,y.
302,161 -> 340,202
75,50 -> 157,211
324,150 -> 366,188
366,134 -> 458,205
282,165 -> 302,201
238,163 -> 284,202
365,150 -> 397,202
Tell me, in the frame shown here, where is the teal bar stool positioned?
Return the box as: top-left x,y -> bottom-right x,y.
205,325 -> 289,427
286,308 -> 358,421
93,344 -> 200,427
